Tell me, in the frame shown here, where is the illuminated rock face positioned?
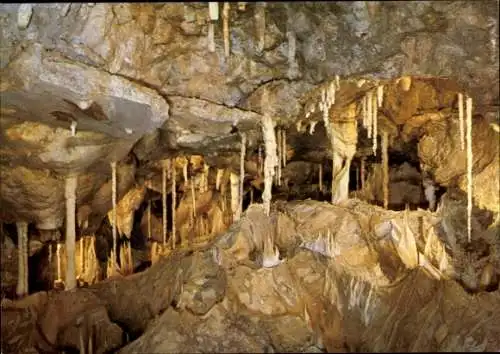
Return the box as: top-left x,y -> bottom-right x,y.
0,4 -> 499,352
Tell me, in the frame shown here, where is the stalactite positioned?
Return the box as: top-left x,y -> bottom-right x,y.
147,200 -> 151,240
240,133 -> 246,217
230,173 -> 240,221
261,114 -> 278,216
382,131 -> 389,209
372,91 -> 378,156
309,121 -> 318,135
223,2 -> 230,57
276,128 -> 282,186
466,96 -> 473,243
282,129 -> 287,167
258,145 -> 263,177
190,177 -> 197,220
366,91 -> 373,138
361,157 -> 365,190
110,162 -> 117,275
183,158 -> 189,187
208,22 -> 215,53
56,242 -> 62,282
202,164 -> 210,193
238,2 -> 246,10
458,92 -> 465,151
162,161 -> 167,246
255,2 -> 266,54
65,175 -> 77,290
208,2 -> 218,53
377,85 -> 384,108
216,168 -> 223,191
362,95 -> 367,129
319,163 -> 323,193
48,243 -> 53,283
172,161 -> 177,249
79,237 -> 84,280
286,27 -> 297,79
16,221 -> 28,297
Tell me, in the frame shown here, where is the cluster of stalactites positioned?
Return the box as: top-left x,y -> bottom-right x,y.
361,84 -> 384,156
207,2 -> 248,56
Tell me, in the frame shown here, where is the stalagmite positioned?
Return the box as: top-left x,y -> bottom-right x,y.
162,162 -> 167,245
319,163 -> 323,193
223,2 -> 230,57
282,129 -> 287,167
372,92 -> 378,156
230,173 -> 240,221
240,133 -> 246,217
261,114 -> 278,216
16,221 -> 28,297
458,92 -> 465,151
172,161 -> 177,249
382,131 -> 389,209
366,91 -> 373,138
466,96 -> 473,243
110,162 -> 118,274
216,168 -> 223,191
255,2 -> 266,53
65,175 -> 77,290
276,128 -> 282,186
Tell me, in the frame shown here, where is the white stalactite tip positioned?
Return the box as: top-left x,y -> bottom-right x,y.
309,121 -> 318,135
70,121 -> 77,137
209,2 -> 219,20
296,120 -> 303,133
377,85 -> 384,108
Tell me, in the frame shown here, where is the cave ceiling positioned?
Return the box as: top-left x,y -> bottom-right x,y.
0,2 -> 499,227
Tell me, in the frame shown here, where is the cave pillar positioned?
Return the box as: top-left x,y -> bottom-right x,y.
15,221 -> 29,297
65,174 -> 78,290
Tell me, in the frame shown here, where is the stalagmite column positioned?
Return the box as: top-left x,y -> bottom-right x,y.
230,173 -> 240,221
16,221 -> 28,297
223,2 -> 230,57
382,131 -> 389,209
110,162 -> 118,272
261,114 -> 278,216
65,174 -> 78,290
172,162 -> 177,249
466,96 -> 473,243
162,161 -> 168,246
240,133 -> 247,217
